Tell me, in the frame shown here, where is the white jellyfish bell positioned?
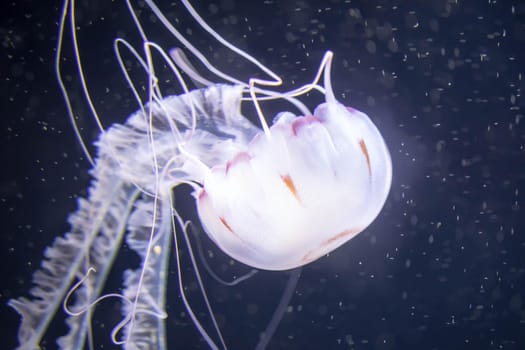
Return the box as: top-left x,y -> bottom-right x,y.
197,86 -> 392,271
9,0 -> 392,349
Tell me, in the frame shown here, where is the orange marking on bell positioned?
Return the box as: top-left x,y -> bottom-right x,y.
219,216 -> 235,235
198,189 -> 207,200
322,228 -> 361,246
281,174 -> 300,201
301,250 -> 315,263
301,248 -> 325,263
359,139 -> 372,177
301,227 -> 361,263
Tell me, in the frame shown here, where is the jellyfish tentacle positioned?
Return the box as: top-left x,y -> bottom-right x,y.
55,0 -> 96,165
63,268 -> 129,317
190,222 -> 259,286
246,50 -> 335,137
142,0 -> 246,88
321,51 -> 336,104
168,45 -> 313,118
171,199 -> 226,350
255,268 -> 301,350
62,267 -> 171,348
170,47 -> 216,88
141,0 -> 340,130
142,0 -> 301,129
179,0 -> 281,86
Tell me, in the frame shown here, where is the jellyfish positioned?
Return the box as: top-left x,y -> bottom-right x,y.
9,0 -> 392,349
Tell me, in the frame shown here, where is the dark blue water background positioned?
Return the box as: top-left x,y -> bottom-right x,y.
1,1 -> 524,349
